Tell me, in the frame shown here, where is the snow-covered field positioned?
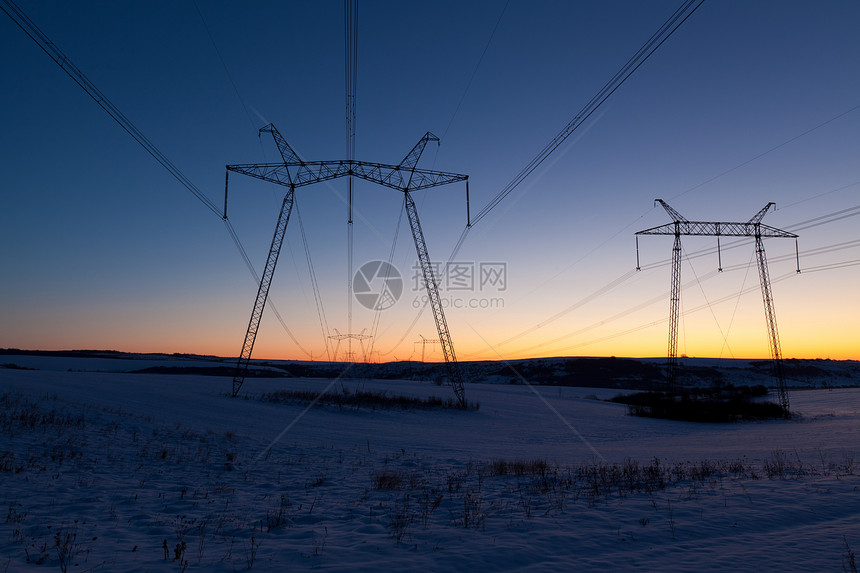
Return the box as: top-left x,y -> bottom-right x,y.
1,356 -> 858,571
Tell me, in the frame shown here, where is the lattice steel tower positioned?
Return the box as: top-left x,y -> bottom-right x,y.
225,125 -> 468,406
635,199 -> 798,415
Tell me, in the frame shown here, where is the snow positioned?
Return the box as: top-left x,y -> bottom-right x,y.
1,356 -> 858,571
0,353 -> 230,374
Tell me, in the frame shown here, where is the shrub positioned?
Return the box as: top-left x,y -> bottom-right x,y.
258,389 -> 479,411
610,391 -> 790,422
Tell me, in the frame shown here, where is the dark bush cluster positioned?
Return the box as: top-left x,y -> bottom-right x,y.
258,388 -> 479,411
609,391 -> 789,422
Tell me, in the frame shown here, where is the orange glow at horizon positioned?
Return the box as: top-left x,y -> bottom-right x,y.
5,331 -> 856,363
4,270 -> 856,363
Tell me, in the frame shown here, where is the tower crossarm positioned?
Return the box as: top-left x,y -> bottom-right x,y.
655,199 -> 688,222
227,161 -> 353,188
229,127 -> 465,192
226,162 -> 336,188
748,202 -> 775,225
228,160 -> 466,191
260,124 -> 302,166
328,333 -> 372,341
351,161 -> 466,191
398,132 -> 439,189
398,132 -> 439,170
636,221 -> 797,238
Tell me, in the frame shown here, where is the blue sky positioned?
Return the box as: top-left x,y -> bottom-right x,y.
2,0 -> 859,361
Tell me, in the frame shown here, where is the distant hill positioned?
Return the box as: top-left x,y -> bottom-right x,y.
3,349 -> 857,390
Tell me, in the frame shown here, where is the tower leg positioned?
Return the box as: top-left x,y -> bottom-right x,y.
666,232 -> 682,398
404,192 -> 466,407
347,176 -> 354,360
755,234 -> 790,416
232,185 -> 296,397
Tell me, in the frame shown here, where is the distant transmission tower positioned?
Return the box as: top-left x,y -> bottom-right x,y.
635,200 -> 799,415
414,334 -> 441,363
225,125 -> 469,406
329,328 -> 371,362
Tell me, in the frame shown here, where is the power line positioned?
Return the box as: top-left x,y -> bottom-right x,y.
633,203 -> 860,274
492,211 -> 857,355
788,204 -> 860,233
453,99 -> 860,360
439,0 -> 509,143
437,76 -> 860,363
717,251 -> 756,359
1,0 -> 323,358
10,0 -> 855,365
199,5 -> 321,359
472,237 -> 859,361
344,0 -> 360,359
683,243 -> 736,359
521,269 -> 801,358
1,0 -> 223,218
367,203 -> 405,358
801,259 -> 860,273
494,269 -> 638,348
469,0 -> 705,227
295,199 -> 332,360
415,181 -> 860,362
345,0 -> 358,161
385,0 -> 706,356
223,218 -> 313,357
529,245 -> 860,359
431,1 -> 859,362
361,1 -> 714,360
192,0 -> 258,134
669,102 -> 860,203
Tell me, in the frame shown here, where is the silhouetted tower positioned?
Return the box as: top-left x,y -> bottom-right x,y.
414,334 -> 441,363
225,124 -> 468,406
329,328 -> 371,362
635,200 -> 798,415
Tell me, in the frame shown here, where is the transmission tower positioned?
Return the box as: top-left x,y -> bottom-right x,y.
225,124 -> 469,406
414,334 -> 441,363
635,199 -> 798,415
329,328 -> 372,362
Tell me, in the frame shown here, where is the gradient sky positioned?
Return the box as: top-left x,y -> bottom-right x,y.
2,0 -> 859,362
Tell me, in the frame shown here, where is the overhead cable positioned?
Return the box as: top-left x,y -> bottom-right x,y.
469,0 -> 705,227
1,0 -> 222,218
1,0 -> 322,357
